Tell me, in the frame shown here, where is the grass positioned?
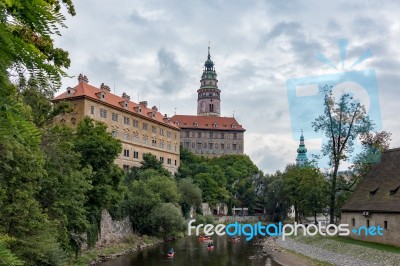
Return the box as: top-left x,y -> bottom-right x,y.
329,236 -> 400,254
285,249 -> 334,266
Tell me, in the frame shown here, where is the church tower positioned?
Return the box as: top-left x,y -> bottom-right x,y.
197,45 -> 221,116
296,130 -> 308,166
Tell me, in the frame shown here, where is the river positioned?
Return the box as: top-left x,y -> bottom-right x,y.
100,235 -> 279,266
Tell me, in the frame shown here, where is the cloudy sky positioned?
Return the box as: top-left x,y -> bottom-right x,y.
55,0 -> 400,174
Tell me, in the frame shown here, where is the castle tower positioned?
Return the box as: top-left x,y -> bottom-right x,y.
296,130 -> 308,166
197,45 -> 221,116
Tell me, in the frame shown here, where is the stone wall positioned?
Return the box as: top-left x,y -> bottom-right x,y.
341,212 -> 400,247
96,209 -> 133,247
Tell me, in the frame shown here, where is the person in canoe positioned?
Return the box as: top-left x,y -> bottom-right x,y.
167,248 -> 174,257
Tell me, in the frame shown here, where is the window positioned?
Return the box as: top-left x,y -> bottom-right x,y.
143,137 -> 148,145
384,221 -> 388,229
174,160 -> 177,166
123,149 -> 129,157
175,145 -> 177,152
197,142 -> 202,149
185,141 -> 190,148
133,134 -> 139,142
367,220 -> 370,228
352,218 -> 355,226
123,133 -> 130,141
209,132 -> 213,138
192,142 -> 195,148
160,157 -> 164,163
167,143 -> 172,150
90,106 -> 94,114
124,116 -> 130,125
152,139 -> 157,147
160,128 -> 164,136
133,151 -> 139,159
112,113 -> 118,121
123,165 -> 130,171
133,119 -> 139,128
185,131 -> 190,138
198,132 -> 202,138
233,133 -> 238,139
112,129 -> 118,138
221,133 -> 225,139
100,109 -> 107,118
167,158 -> 172,165
152,126 -> 157,133
209,143 -> 213,149
215,143 -> 218,149
175,133 -> 177,140
233,144 -> 237,150
203,143 -> 207,148
143,123 -> 148,131
160,140 -> 165,149
227,143 -> 230,149
71,117 -> 76,125
167,131 -> 172,138
221,143 -> 225,150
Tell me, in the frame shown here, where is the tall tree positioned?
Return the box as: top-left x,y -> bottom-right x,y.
312,86 -> 373,223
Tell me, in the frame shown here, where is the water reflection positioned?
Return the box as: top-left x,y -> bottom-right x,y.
101,235 -> 279,266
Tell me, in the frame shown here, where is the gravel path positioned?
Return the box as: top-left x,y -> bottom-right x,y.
275,237 -> 400,266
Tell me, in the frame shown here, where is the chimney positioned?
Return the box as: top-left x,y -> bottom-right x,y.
151,106 -> 158,112
139,101 -> 148,108
122,92 -> 130,101
78,73 -> 89,83
100,83 -> 111,92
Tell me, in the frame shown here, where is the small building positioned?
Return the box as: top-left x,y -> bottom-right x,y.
341,148 -> 400,247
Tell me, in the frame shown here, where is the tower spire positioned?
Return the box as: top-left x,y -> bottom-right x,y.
208,41 -> 211,59
296,130 -> 308,166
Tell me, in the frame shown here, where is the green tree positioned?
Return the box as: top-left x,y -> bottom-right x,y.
39,125 -> 92,256
148,203 -> 185,237
178,178 -> 202,218
312,87 -> 373,223
0,0 -> 75,90
73,117 -> 125,245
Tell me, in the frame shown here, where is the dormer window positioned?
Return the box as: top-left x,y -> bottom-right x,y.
390,186 -> 400,195
231,123 -> 236,128
194,122 -> 198,127
370,187 -> 379,195
213,123 -> 218,128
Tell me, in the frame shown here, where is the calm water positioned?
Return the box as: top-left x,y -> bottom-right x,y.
101,235 -> 279,266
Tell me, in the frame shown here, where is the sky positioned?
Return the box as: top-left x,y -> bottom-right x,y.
55,0 -> 400,174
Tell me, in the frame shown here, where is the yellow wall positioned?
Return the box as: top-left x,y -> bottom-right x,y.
54,97 -> 180,173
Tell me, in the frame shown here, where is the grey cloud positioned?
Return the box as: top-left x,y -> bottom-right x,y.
156,47 -> 187,94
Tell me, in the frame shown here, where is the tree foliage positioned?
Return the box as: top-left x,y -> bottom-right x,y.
312,86 -> 373,223
177,148 -> 261,212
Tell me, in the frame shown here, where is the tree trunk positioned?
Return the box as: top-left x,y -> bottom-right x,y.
329,162 -> 339,224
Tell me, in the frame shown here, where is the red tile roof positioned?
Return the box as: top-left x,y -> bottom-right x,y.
52,81 -> 179,129
171,115 -> 245,131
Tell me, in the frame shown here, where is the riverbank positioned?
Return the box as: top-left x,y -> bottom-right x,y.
264,234 -> 400,266
70,235 -> 162,266
262,237 -> 331,266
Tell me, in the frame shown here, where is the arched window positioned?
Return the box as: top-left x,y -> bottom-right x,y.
210,104 -> 214,112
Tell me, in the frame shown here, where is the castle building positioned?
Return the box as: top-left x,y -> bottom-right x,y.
171,46 -> 245,156
296,130 -> 308,166
52,74 -> 180,173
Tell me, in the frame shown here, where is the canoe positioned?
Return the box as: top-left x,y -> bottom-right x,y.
167,252 -> 175,257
